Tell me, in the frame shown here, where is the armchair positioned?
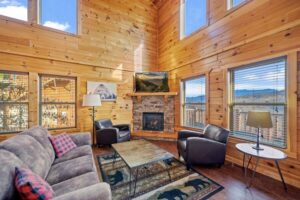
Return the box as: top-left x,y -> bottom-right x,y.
94,119 -> 131,146
177,124 -> 229,169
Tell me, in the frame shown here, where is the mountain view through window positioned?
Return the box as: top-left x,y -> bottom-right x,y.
230,57 -> 287,148
182,76 -> 206,128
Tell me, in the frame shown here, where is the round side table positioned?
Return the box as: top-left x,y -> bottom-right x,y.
236,143 -> 287,191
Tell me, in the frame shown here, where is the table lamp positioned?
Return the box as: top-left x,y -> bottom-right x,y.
246,111 -> 273,151
82,94 -> 101,146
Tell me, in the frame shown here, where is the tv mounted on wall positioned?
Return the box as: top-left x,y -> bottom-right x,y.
135,72 -> 169,92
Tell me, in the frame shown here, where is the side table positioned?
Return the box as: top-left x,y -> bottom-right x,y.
236,143 -> 288,191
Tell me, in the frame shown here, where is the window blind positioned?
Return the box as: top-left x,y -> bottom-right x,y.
0,71 -> 29,133
230,57 -> 287,148
182,76 -> 206,128
39,75 -> 76,129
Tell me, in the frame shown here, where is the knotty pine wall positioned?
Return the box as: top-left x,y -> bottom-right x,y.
156,0 -> 300,188
0,0 -> 158,140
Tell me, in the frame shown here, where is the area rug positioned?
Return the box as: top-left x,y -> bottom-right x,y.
97,153 -> 223,200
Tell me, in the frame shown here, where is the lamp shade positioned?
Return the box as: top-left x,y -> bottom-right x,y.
82,94 -> 101,107
246,111 -> 273,128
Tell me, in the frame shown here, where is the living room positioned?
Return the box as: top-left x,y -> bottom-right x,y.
1,0 -> 300,199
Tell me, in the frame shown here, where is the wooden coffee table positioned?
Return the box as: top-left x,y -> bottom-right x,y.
112,140 -> 173,196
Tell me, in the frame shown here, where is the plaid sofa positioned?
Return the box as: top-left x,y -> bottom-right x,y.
0,126 -> 111,200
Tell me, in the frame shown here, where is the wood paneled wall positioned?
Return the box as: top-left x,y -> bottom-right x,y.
1,0 -> 300,189
0,0 -> 158,139
157,0 -> 300,188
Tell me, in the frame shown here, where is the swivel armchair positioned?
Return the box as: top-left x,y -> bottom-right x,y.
177,124 -> 229,169
94,119 -> 131,147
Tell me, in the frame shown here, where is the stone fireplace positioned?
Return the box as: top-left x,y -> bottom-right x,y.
142,112 -> 164,131
132,95 -> 175,133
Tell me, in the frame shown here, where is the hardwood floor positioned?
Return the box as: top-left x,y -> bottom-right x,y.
93,140 -> 300,200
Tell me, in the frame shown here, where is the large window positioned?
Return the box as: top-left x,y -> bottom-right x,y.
0,0 -> 28,21
182,76 -> 206,128
39,75 -> 76,129
229,57 -> 287,148
227,0 -> 246,10
0,71 -> 28,133
39,0 -> 77,34
180,0 -> 207,39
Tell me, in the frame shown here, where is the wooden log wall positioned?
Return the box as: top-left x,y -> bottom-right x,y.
156,0 -> 300,188
0,0 -> 158,140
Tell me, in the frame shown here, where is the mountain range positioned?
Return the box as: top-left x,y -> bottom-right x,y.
186,89 -> 285,103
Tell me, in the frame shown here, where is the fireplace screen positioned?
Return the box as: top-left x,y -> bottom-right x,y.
143,112 -> 164,131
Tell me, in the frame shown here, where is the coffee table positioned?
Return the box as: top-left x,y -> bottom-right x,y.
112,140 -> 173,196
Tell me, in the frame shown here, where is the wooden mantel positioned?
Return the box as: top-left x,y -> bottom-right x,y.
127,92 -> 178,103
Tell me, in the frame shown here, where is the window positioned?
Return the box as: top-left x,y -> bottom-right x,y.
39,75 -> 76,129
227,0 -> 246,10
180,0 -> 207,39
39,0 -> 77,34
0,71 -> 29,133
229,57 -> 287,148
182,76 -> 206,128
0,0 -> 28,21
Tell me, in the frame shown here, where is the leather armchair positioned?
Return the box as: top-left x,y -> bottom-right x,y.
94,119 -> 131,146
177,124 -> 229,169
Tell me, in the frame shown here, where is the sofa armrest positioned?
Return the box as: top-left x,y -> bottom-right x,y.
113,124 -> 130,131
69,132 -> 91,146
53,183 -> 111,200
186,137 -> 226,164
178,130 -> 204,140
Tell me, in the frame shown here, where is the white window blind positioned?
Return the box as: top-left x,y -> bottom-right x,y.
230,57 -> 287,148
0,71 -> 29,133
182,76 -> 206,128
39,75 -> 76,129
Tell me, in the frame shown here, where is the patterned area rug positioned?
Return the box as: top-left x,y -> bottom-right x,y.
97,153 -> 223,200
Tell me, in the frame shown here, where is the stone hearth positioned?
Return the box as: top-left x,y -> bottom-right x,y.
133,96 -> 174,132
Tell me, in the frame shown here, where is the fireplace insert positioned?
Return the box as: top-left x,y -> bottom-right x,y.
142,112 -> 164,131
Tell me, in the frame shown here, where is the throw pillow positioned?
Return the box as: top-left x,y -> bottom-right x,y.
49,133 -> 77,158
15,167 -> 54,200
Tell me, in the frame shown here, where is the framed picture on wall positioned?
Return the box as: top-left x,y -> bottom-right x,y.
87,81 -> 117,101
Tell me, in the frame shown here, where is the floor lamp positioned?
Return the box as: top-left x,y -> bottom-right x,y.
82,94 -> 102,146
246,111 -> 273,151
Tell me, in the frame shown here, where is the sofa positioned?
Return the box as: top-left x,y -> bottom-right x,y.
177,124 -> 230,169
94,119 -> 131,146
0,126 -> 111,200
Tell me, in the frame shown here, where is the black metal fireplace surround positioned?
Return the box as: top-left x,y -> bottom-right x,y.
142,112 -> 164,131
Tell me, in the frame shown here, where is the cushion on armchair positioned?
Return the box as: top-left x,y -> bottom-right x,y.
203,124 -> 229,144
95,119 -> 113,130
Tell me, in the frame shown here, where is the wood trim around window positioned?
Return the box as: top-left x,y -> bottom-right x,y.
0,0 -> 80,36
180,73 -> 208,129
224,52 -> 298,158
179,0 -> 210,40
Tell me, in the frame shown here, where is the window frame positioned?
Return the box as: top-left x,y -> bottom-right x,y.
0,0 -> 29,22
227,0 -> 248,11
180,0 -> 209,40
228,57 -> 288,149
37,0 -> 79,35
181,74 -> 207,129
0,70 -> 29,134
0,0 -> 80,36
39,74 -> 77,130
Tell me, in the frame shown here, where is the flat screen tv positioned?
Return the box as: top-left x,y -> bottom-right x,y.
135,72 -> 169,92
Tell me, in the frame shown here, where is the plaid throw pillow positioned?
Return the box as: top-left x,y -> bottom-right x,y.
49,133 -> 77,158
15,167 -> 54,200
